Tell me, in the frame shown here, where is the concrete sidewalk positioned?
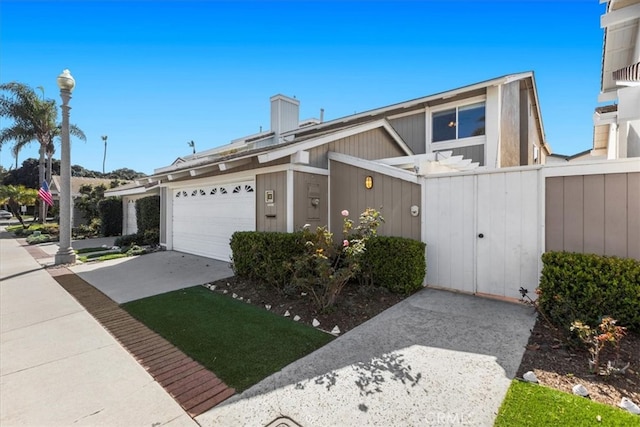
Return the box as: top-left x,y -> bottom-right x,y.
0,232 -> 197,427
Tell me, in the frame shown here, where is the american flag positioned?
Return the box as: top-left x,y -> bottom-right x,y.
38,181 -> 53,207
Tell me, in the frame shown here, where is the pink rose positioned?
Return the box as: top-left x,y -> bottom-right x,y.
343,240 -> 349,247
341,210 -> 349,217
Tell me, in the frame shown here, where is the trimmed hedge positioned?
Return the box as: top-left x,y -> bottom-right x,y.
538,251 -> 640,332
136,195 -> 160,235
114,233 -> 140,248
99,198 -> 122,237
230,231 -> 306,290
230,231 -> 426,295
359,236 -> 426,294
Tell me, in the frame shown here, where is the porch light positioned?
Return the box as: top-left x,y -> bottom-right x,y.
365,176 -> 373,189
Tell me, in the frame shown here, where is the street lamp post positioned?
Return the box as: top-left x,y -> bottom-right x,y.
54,69 -> 77,265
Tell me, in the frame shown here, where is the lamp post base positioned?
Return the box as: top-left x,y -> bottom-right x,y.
55,247 -> 77,265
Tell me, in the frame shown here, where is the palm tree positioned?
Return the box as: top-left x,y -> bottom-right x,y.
188,140 -> 195,154
0,82 -> 86,222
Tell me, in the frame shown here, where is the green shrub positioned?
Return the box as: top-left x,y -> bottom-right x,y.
539,252 -> 640,332
359,236 -> 426,294
114,233 -> 140,248
230,231 -> 305,289
99,198 -> 122,236
26,233 -> 56,244
142,228 -> 159,246
136,195 -> 160,235
11,223 -> 59,237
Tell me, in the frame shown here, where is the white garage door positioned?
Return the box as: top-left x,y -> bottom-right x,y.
172,180 -> 256,261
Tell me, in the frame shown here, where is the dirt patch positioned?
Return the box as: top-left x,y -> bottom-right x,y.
517,316 -> 640,409
206,276 -> 406,334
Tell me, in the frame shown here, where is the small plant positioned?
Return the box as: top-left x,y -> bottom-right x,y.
519,287 -> 556,331
291,208 -> 384,311
570,316 -> 628,375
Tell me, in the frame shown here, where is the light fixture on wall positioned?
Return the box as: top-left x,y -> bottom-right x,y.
365,175 -> 373,189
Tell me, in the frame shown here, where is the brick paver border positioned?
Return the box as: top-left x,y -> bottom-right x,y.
22,241 -> 235,417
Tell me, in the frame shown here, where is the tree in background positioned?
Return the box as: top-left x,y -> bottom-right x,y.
0,184 -> 38,228
2,158 -> 146,187
0,82 -> 86,222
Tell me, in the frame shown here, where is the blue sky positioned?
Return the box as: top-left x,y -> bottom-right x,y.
1,0 -> 605,175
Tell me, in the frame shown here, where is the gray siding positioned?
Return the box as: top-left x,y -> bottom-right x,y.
389,113 -> 425,154
436,144 -> 485,166
545,172 -> 640,260
308,128 -> 406,169
293,172 -> 328,230
256,171 -> 287,232
330,161 -> 421,241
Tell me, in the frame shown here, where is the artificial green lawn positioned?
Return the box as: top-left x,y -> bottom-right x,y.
495,380 -> 638,426
122,286 -> 335,391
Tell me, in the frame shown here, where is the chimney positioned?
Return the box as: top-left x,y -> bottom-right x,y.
270,94 -> 300,138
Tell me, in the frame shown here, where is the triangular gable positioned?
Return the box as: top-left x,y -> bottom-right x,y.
257,119 -> 413,164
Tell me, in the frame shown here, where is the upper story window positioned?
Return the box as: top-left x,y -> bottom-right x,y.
432,102 -> 485,142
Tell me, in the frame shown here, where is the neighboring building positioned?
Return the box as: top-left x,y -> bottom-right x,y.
593,0 -> 640,159
545,149 -> 595,164
105,181 -> 160,235
135,72 -> 549,263
49,176 -> 122,227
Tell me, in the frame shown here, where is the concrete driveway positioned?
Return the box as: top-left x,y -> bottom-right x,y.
69,250 -> 234,303
196,288 -> 536,427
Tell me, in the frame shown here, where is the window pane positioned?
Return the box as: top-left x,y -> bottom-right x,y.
458,102 -> 485,138
432,108 -> 456,142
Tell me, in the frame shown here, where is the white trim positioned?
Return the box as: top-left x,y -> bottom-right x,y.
328,152 -> 420,184
258,119 -> 413,164
541,157 -> 640,178
159,164 -> 328,190
593,110 -> 618,126
387,108 -> 427,121
219,158 -> 252,171
291,150 -> 310,164
601,3 -> 640,28
167,171 -> 190,181
286,169 -> 294,232
598,90 -> 619,103
105,184 -> 159,197
428,95 -> 486,115
429,136 -> 486,151
428,96 -> 487,151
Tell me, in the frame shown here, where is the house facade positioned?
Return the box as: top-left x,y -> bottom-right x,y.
131,72 -> 548,264
592,0 -> 640,159
49,176 -> 118,227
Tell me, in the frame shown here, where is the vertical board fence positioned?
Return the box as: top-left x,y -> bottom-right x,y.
421,159 -> 640,299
